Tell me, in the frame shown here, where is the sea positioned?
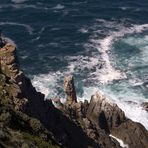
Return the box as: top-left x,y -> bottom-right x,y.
0,0 -> 148,129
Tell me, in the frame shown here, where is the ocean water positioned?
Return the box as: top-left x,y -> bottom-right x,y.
0,0 -> 148,129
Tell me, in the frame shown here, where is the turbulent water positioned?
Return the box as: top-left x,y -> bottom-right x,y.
0,0 -> 148,129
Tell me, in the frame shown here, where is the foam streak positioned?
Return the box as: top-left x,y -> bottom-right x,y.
90,23 -> 148,83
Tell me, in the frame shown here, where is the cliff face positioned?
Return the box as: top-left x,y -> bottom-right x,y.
61,76 -> 148,148
86,93 -> 148,148
0,42 -> 148,148
0,43 -> 59,147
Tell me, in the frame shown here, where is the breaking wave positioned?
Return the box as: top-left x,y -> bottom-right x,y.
32,72 -> 60,99
89,22 -> 148,83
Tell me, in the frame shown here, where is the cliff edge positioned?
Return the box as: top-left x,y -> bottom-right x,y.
0,42 -> 148,148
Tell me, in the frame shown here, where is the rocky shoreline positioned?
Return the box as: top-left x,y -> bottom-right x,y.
0,42 -> 148,148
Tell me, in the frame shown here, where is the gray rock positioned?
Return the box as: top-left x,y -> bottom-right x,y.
141,102 -> 148,112
87,92 -> 126,131
64,75 -> 77,104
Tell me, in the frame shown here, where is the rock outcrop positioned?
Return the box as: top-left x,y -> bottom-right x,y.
0,41 -> 148,148
0,43 -> 59,147
141,102 -> 148,112
86,92 -> 148,148
64,75 -> 77,104
0,43 -> 27,109
0,42 -> 103,147
87,92 -> 126,131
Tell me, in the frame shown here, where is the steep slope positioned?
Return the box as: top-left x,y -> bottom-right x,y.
0,43 -> 59,148
0,41 -> 121,148
0,41 -> 147,148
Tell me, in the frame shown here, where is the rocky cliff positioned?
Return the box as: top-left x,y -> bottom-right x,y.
0,41 -> 148,148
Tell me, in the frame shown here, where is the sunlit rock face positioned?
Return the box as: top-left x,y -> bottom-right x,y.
64,75 -> 77,104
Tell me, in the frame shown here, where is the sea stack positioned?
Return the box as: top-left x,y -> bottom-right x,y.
64,75 -> 77,104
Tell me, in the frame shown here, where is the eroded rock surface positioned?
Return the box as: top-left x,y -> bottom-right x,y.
141,102 -> 148,112
0,42 -> 148,148
0,43 -> 59,148
87,92 -> 126,131
64,75 -> 77,104
86,92 -> 148,148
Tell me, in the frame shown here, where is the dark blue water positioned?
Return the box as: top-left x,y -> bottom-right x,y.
0,0 -> 148,128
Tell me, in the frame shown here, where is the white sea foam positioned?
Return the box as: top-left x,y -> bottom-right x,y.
89,22 -> 148,83
110,135 -> 128,148
117,101 -> 148,130
33,22 -> 148,88
76,86 -> 148,130
99,87 -> 148,130
79,28 -> 88,33
21,55 -> 28,59
76,74 -> 148,129
0,22 -> 33,35
77,87 -> 99,102
129,79 -> 144,86
31,61 -> 77,100
53,4 -> 65,10
31,21 -> 148,130
120,7 -> 130,11
32,72 -> 60,99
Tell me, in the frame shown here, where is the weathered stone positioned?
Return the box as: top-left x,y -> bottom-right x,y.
112,119 -> 148,148
87,92 -> 126,131
64,75 -> 77,104
86,92 -> 148,148
141,102 -> 148,112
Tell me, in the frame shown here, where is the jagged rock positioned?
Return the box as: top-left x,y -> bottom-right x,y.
81,118 -> 121,148
112,120 -> 148,148
86,92 -> 148,148
0,43 -> 19,78
64,75 -> 77,104
141,102 -> 148,112
62,78 -> 121,147
87,92 -> 126,131
1,44 -> 102,147
0,41 -> 148,148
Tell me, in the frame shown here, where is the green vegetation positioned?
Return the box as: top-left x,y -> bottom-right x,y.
23,132 -> 59,148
